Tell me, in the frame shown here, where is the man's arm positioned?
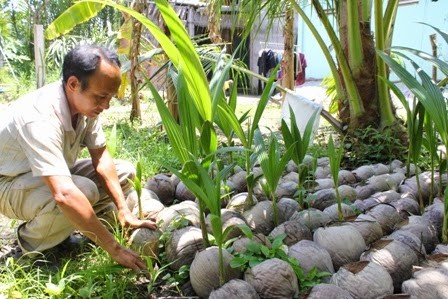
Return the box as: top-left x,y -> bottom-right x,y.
88,146 -> 156,230
42,175 -> 147,271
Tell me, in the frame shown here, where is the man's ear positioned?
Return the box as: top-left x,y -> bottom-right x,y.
65,76 -> 80,92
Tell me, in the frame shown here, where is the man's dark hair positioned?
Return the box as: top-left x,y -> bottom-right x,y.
62,44 -> 121,90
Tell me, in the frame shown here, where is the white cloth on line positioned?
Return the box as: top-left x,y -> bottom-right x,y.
280,90 -> 322,144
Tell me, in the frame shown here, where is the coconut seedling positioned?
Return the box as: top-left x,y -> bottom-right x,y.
254,129 -> 294,225
327,135 -> 345,221
281,107 -> 319,208
127,157 -> 144,220
379,40 -> 448,241
385,78 -> 426,212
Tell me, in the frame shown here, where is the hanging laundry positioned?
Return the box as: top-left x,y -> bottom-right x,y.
295,53 -> 307,86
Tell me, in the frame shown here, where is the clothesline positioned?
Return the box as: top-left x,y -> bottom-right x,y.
259,41 -> 301,50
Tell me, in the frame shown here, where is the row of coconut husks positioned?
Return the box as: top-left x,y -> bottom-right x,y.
127,157 -> 448,298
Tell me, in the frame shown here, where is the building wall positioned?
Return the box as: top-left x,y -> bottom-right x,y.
296,1 -> 448,80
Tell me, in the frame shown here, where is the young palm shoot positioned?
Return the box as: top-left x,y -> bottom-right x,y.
127,158 -> 144,220
281,107 -> 319,208
327,135 -> 345,221
254,130 -> 294,226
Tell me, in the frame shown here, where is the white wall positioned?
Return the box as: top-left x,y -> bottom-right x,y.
297,1 -> 448,80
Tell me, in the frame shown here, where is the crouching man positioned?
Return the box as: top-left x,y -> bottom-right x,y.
0,44 -> 156,271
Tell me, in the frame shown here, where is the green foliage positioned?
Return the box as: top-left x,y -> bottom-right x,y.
230,234 -> 330,293
127,158 -> 144,220
327,135 -> 345,220
343,125 -> 407,168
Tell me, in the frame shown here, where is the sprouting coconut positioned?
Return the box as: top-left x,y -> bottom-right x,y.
209,279 -> 260,299
243,201 -> 275,235
288,240 -> 334,275
165,226 -> 204,271
231,233 -> 272,255
206,209 -> 249,241
348,213 -> 383,245
305,283 -> 354,299
402,261 -> 448,298
144,173 -> 175,205
268,220 -> 312,246
398,171 -> 436,206
127,188 -> 164,220
323,203 -> 357,221
385,229 -> 427,258
314,225 -> 366,270
330,261 -> 394,299
128,227 -> 162,258
227,192 -> 258,213
338,185 -> 358,203
190,246 -> 242,298
282,171 -> 299,184
244,258 -> 299,299
422,199 -> 444,238
156,200 -> 200,231
360,239 -> 419,292
366,203 -> 403,234
275,181 -> 298,199
292,208 -> 331,231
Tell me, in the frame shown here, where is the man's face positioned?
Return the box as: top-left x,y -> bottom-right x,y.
67,60 -> 121,118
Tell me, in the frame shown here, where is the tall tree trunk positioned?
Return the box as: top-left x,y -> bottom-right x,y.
129,0 -> 145,122
283,6 -> 295,91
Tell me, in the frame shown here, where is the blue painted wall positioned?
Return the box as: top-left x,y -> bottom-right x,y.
297,1 -> 448,80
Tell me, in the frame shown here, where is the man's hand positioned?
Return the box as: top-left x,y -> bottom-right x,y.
118,209 -> 157,230
108,243 -> 149,273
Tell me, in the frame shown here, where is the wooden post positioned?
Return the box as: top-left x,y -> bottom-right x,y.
430,34 -> 437,82
34,24 -> 45,88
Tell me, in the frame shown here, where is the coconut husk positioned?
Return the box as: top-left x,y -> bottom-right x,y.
277,197 -> 300,223
323,203 -> 357,221
243,201 -> 275,235
401,261 -> 448,298
391,196 -> 420,219
352,165 -> 375,181
170,173 -> 180,187
282,171 -> 299,184
275,181 -> 298,199
371,190 -> 401,204
286,160 -> 298,173
366,174 -> 399,193
231,233 -> 271,254
422,199 -> 444,238
355,184 -> 377,200
366,203 -> 403,234
175,181 -> 196,202
209,279 -> 260,299
206,209 -> 248,241
338,169 -> 357,185
314,166 -> 331,179
128,228 -> 161,258
315,178 -> 335,191
227,171 -> 248,193
288,240 -> 334,275
373,163 -> 390,175
268,220 -> 312,246
144,173 -> 175,205
360,239 -> 419,292
165,226 -> 204,271
348,214 -> 383,245
304,283 -> 354,299
396,216 -> 438,254
127,189 -> 164,220
352,198 -> 379,212
338,185 -> 358,202
190,247 -> 242,298
330,261 -> 394,299
398,171 -> 437,206
314,225 -> 366,270
227,192 -> 258,213
310,188 -> 337,210
389,159 -> 404,172
156,200 -> 200,231
253,180 -> 268,202
291,208 -> 331,231
244,258 -> 299,299
317,157 -> 330,168
385,229 -> 427,258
